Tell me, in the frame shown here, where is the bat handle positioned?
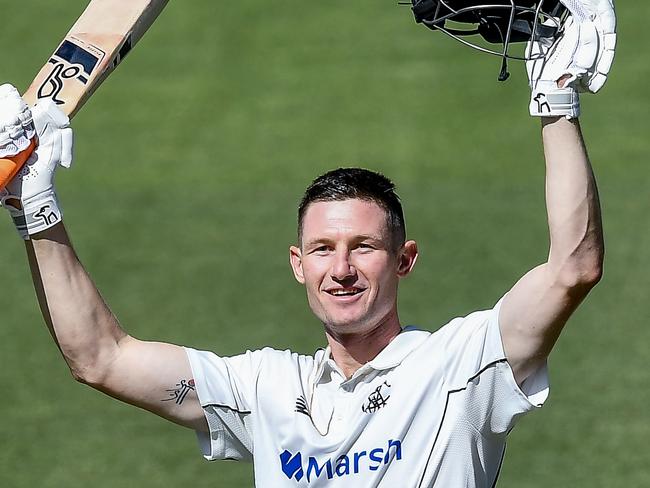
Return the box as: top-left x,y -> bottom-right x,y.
0,138 -> 36,190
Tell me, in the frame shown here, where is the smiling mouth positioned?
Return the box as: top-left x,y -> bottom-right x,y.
326,288 -> 365,297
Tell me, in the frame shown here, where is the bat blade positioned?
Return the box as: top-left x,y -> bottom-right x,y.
0,0 -> 169,188
23,0 -> 169,117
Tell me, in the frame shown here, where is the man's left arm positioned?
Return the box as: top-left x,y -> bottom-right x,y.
498,0 -> 615,385
500,116 -> 603,385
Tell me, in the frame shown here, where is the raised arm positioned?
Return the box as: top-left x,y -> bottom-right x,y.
27,224 -> 207,431
499,116 -> 603,384
498,0 -> 615,385
0,88 -> 206,431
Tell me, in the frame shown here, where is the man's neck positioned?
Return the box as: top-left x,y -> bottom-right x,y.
325,311 -> 402,379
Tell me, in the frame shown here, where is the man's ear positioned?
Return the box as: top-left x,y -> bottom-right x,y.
289,245 -> 305,284
397,240 -> 418,277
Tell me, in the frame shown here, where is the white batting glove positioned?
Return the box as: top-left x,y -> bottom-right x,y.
0,85 -> 73,240
0,85 -> 35,157
527,0 -> 617,118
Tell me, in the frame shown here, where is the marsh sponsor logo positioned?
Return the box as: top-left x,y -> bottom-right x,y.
279,439 -> 402,483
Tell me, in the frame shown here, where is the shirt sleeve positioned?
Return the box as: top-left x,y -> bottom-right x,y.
184,347 -> 264,461
437,298 -> 550,436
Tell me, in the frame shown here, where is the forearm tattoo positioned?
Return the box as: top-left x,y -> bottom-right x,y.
161,379 -> 196,405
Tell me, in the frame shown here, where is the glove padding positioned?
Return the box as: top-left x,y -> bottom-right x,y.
0,88 -> 73,240
527,0 -> 617,118
0,84 -> 35,157
559,0 -> 617,93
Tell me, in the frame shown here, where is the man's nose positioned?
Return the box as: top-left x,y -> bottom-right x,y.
331,251 -> 356,281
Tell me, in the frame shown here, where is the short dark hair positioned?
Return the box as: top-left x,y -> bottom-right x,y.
297,168 -> 406,251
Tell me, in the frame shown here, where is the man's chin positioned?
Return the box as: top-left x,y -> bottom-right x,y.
314,303 -> 396,337
322,314 -> 379,337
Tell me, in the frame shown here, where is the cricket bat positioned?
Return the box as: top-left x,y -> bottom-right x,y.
0,0 -> 169,189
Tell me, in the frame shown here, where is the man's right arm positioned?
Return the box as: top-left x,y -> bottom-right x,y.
26,222 -> 208,432
0,87 -> 207,431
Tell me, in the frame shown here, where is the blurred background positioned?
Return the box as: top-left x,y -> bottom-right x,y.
0,1 -> 647,486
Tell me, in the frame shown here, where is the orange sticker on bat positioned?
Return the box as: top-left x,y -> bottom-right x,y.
0,138 -> 36,190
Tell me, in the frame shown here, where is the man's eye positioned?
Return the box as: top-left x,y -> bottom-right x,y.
356,243 -> 375,251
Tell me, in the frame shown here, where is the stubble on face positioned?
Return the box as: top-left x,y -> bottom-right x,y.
292,199 -> 404,339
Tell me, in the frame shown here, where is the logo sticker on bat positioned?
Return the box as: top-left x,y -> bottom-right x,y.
37,39 -> 105,105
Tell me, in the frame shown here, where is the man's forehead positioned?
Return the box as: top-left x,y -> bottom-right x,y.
301,199 -> 390,236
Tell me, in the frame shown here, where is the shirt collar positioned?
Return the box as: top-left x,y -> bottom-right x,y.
313,326 -> 429,383
367,326 -> 430,370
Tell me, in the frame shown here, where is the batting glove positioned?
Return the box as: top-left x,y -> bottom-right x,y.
0,85 -> 35,157
527,0 -> 617,118
0,84 -> 73,240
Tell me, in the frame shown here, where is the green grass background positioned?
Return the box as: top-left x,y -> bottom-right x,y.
1,1 -> 648,486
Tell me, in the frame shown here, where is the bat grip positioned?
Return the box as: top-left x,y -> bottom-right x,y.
0,138 -> 36,190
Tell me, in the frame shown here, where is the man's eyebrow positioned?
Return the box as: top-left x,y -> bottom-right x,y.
356,235 -> 391,249
303,234 -> 386,249
303,238 -> 333,249
356,234 -> 384,242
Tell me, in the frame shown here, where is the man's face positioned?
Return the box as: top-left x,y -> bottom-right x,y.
289,199 -> 417,336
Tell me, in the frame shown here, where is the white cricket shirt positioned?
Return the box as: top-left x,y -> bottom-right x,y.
185,300 -> 549,487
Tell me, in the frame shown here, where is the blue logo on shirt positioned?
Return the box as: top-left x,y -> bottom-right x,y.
280,450 -> 305,481
279,439 -> 402,482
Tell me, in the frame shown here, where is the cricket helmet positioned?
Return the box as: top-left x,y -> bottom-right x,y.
409,0 -> 568,80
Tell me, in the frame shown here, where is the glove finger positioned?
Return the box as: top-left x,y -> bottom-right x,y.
547,19 -> 581,81
586,31 -> 616,93
31,99 -> 70,134
595,45 -> 616,76
59,128 -> 74,169
602,31 -> 617,51
45,101 -> 70,128
573,21 -> 598,71
0,85 -> 35,157
0,84 -> 20,98
596,0 -> 617,33
587,72 -> 607,93
596,32 -> 617,73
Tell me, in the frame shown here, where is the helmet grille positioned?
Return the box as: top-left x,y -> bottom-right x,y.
410,0 -> 568,79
